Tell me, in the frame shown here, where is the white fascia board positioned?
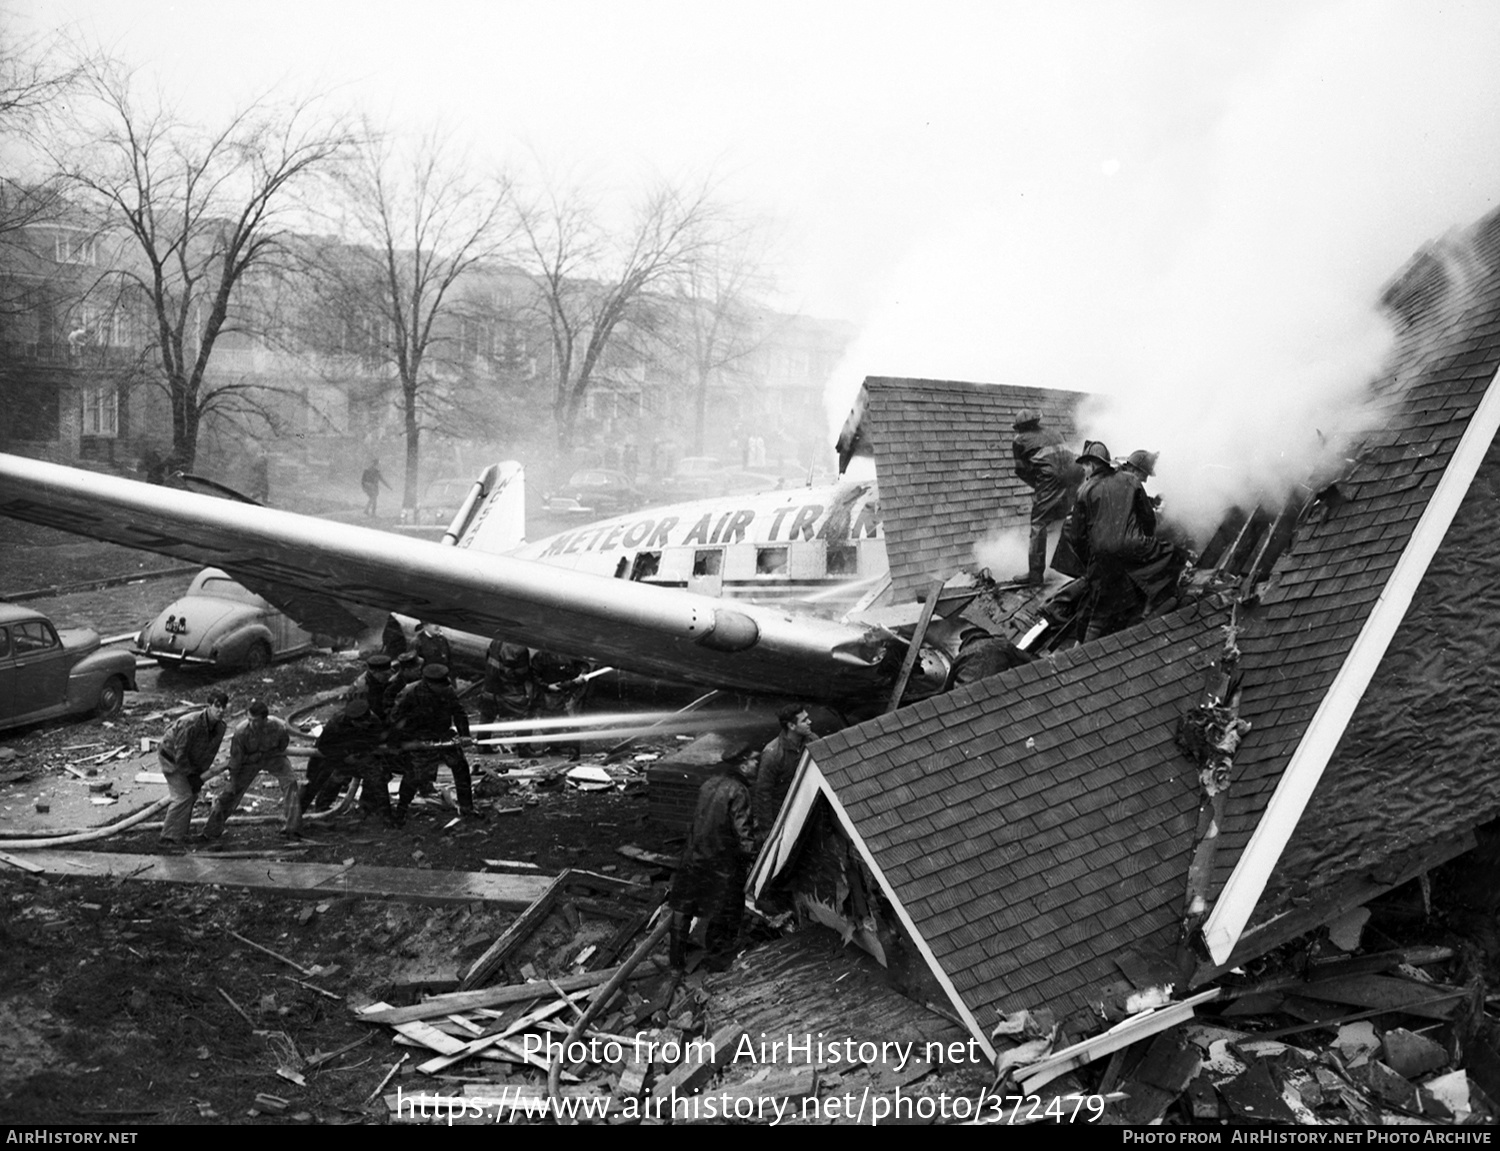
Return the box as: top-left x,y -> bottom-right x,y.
1203,366 -> 1500,965
749,747 -> 819,896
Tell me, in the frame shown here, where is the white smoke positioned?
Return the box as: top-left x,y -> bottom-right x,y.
972,527 -> 1032,581
825,1 -> 1500,541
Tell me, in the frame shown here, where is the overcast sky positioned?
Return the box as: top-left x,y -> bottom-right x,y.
15,1 -> 1500,524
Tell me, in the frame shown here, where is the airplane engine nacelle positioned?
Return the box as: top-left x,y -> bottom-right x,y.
688,606 -> 760,652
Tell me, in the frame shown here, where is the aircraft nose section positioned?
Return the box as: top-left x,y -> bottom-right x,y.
691,606 -> 760,652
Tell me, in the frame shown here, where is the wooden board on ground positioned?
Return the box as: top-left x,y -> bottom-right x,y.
19,849 -> 555,908
1293,974 -> 1465,1021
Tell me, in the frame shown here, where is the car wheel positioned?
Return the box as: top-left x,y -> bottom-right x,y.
245,641 -> 273,671
95,676 -> 126,719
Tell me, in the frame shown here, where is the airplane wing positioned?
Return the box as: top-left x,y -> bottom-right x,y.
0,454 -> 900,703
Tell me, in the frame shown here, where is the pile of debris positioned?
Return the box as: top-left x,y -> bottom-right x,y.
992,934 -> 1500,1126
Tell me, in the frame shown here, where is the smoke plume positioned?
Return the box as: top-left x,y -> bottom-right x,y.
825,2 -> 1500,541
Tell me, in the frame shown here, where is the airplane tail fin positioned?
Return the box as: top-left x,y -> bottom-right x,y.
442,461 -> 526,555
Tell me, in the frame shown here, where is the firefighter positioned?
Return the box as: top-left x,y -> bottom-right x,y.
669,754 -> 758,972
530,649 -> 589,761
1069,449 -> 1168,641
300,697 -> 389,819
1011,409 -> 1083,586
347,653 -> 396,728
476,637 -> 535,755
389,663 -> 480,825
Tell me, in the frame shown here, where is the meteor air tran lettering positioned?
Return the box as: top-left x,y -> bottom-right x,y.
0,453 -> 953,707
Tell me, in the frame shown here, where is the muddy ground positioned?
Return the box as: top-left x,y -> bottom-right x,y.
0,526 -> 718,1126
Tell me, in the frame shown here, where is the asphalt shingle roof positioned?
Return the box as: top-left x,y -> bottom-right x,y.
799,204 -> 1500,1028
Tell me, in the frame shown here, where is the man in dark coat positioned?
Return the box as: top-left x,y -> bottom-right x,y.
390,663 -> 479,823
1050,440 -> 1113,579
347,653 -> 395,728
476,637 -> 534,755
752,703 -> 814,838
1011,410 -> 1082,586
300,696 -> 389,820
411,621 -> 452,670
530,649 -> 589,761
383,651 -> 423,715
1068,449 -> 1170,641
380,614 -> 408,660
157,690 -> 229,849
949,628 -> 1035,689
669,756 -> 758,972
204,699 -> 301,840
361,460 -> 391,517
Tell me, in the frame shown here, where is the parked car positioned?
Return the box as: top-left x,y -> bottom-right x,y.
652,457 -> 780,503
545,468 -> 644,517
0,603 -> 137,731
135,568 -> 314,670
417,476 -> 477,527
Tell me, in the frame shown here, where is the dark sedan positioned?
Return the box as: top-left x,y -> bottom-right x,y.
0,603 -> 137,731
546,468 -> 644,517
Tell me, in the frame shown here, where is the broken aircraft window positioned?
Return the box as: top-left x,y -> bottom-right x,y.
692,548 -> 723,577
827,543 -> 858,575
630,551 -> 661,581
756,546 -> 789,575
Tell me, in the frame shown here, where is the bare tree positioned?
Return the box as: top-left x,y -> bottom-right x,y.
0,27 -> 91,289
51,62 -> 353,470
316,124 -> 514,511
512,179 -> 722,450
669,221 -> 778,455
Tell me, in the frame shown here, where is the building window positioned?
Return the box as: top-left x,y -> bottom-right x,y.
54,233 -> 97,265
81,385 -> 118,437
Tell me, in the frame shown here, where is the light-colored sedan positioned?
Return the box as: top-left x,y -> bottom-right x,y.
0,603 -> 137,731
135,568 -> 314,670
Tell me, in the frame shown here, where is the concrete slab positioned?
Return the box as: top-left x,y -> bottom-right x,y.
12,848 -> 554,908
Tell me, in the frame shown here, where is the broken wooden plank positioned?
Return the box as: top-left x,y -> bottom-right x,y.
364,1053 -> 409,1105
589,889 -> 668,972
395,1021 -> 469,1056
616,844 -> 676,869
571,896 -> 636,922
886,577 -> 945,712
229,929 -> 317,976
649,1021 -> 747,1098
414,997 -> 573,1075
1018,989 -> 1219,1095
458,869 -> 571,991
1293,974 -> 1465,1021
0,850 -> 44,874
565,867 -> 652,897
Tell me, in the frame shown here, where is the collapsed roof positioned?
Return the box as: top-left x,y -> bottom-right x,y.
759,202 -> 1500,1056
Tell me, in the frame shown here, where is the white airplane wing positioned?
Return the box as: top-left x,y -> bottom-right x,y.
0,454 -> 899,702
